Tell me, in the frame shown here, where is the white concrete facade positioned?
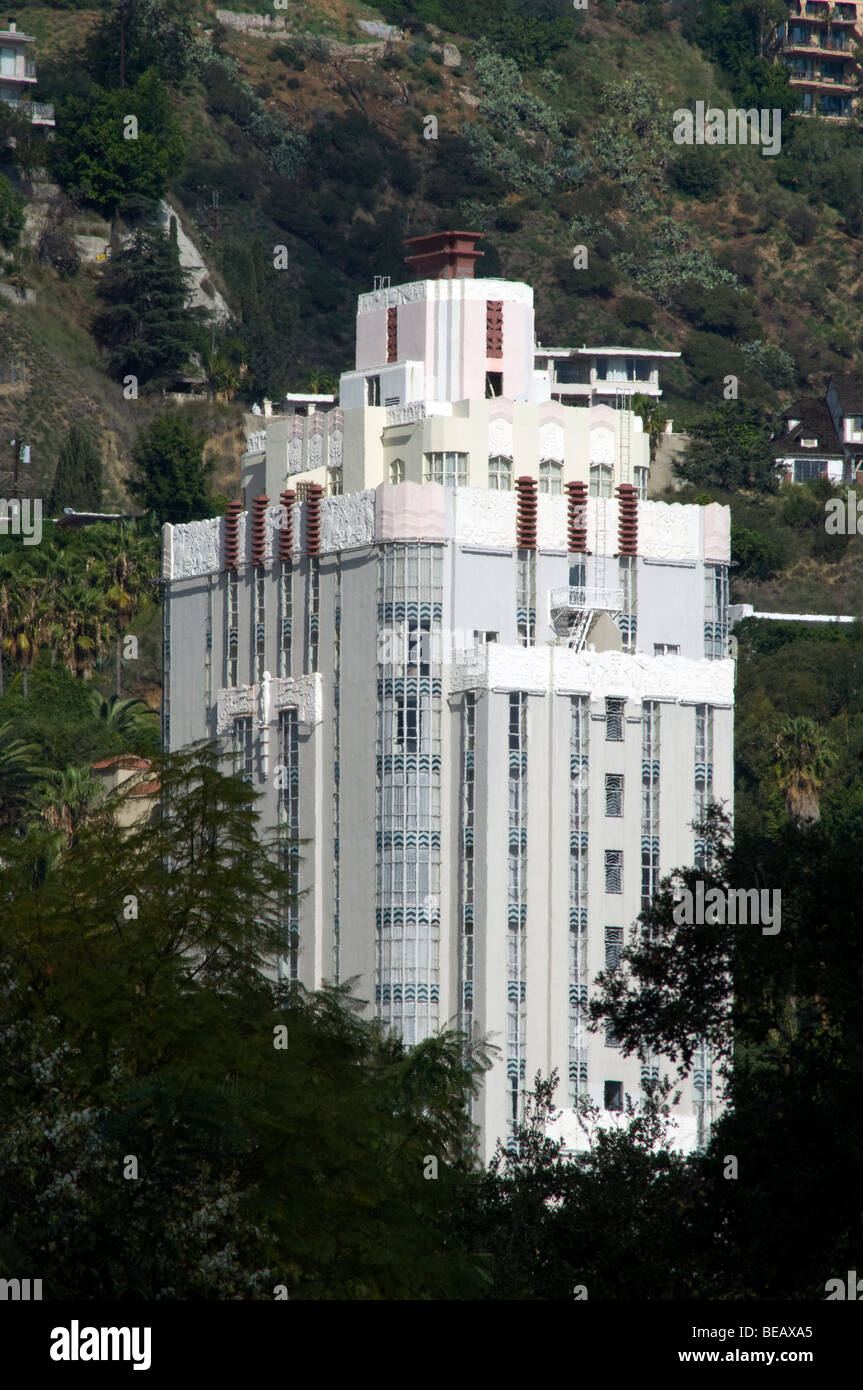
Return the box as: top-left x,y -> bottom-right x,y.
165,255 -> 732,1161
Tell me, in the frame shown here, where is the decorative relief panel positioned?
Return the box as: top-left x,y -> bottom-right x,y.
216,684 -> 257,735
640,501 -> 700,562
386,402 -> 426,427
321,490 -> 376,551
539,422 -> 565,461
328,429 -> 344,468
308,432 -> 323,468
288,438 -> 303,474
453,487 -> 516,549
450,646 -> 734,705
488,416 -> 514,457
590,426 -> 615,466
165,515 -> 223,580
273,673 -> 323,727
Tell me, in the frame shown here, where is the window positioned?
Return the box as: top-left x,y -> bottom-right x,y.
604,1080 -> 623,1111
569,559 -> 586,589
279,567 -> 292,678
473,629 -> 498,645
590,463 -> 613,498
295,482 -> 313,503
653,642 -> 680,656
516,550 -> 535,648
227,573 -> 239,687
488,454 -> 512,490
704,565 -> 729,661
605,773 -> 623,817
366,375 -> 381,406
605,697 -> 624,742
328,467 -> 343,496
605,925 -> 623,969
605,849 -> 622,894
307,559 -> 319,673
485,371 -> 503,397
539,460 -> 562,495
254,574 -> 266,682
233,715 -> 254,784
792,458 -> 827,482
635,466 -> 648,500
389,458 -> 406,485
424,451 -> 468,487
555,358 -> 591,385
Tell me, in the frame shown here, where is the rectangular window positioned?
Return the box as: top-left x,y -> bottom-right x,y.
279,708 -> 300,980
605,925 -> 623,969
389,458 -> 405,484
227,574 -> 239,687
485,371 -> 503,397
641,701 -> 660,912
590,464 -> 613,498
488,455 -> 512,490
366,375 -> 381,406
605,697 -> 624,742
424,451 -> 468,487
604,1080 -> 624,1111
704,565 -> 729,660
307,559 -> 319,673
539,460 -> 562,495
279,567 -> 292,678
233,715 -> 254,783
635,467 -> 648,500
653,642 -> 680,656
254,573 -> 266,683
516,550 -> 535,648
605,773 -> 623,817
328,467 -> 343,496
605,849 -> 623,894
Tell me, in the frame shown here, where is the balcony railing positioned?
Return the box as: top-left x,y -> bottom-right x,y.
549,586 -> 624,613
0,95 -> 55,121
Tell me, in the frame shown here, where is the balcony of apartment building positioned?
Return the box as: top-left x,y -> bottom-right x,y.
537,348 -> 672,404
783,23 -> 852,53
0,19 -> 55,125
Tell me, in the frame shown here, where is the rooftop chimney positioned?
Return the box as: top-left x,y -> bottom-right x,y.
8,16 -> 16,31
404,230 -> 484,281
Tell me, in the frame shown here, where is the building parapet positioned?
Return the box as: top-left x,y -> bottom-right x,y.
449,643 -> 735,705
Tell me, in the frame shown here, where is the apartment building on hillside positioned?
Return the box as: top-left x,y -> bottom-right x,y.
780,0 -> 861,120
0,16 -> 54,126
161,232 -> 733,1161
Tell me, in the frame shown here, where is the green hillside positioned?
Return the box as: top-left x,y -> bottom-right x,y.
2,0 -> 863,594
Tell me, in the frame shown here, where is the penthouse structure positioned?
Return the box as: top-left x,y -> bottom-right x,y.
162,233 -> 733,1160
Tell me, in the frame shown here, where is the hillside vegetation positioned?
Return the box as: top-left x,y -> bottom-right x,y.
2,0 -> 863,601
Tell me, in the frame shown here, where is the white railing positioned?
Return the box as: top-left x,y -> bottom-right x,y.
1,96 -> 54,120
549,586 -> 624,612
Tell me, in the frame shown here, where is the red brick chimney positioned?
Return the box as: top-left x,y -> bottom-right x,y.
404,231 -> 484,280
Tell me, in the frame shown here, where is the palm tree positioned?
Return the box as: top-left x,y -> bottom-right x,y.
91,692 -> 158,742
35,766 -> 104,848
0,721 -> 45,828
774,717 -> 837,826
631,393 -> 669,467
